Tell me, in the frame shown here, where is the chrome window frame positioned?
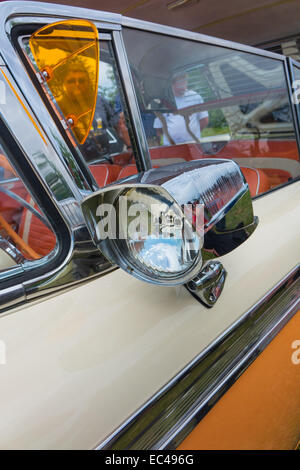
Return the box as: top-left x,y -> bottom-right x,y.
0,104 -> 115,312
287,56 -> 300,133
0,112 -> 70,304
112,30 -> 152,172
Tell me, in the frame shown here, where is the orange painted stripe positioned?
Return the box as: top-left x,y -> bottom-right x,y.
0,69 -> 47,146
178,309 -> 300,450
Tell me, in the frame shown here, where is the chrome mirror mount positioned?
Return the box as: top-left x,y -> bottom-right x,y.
81,159 -> 258,305
186,260 -> 227,307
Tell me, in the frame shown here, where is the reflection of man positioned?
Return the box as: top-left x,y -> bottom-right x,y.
57,64 -> 93,143
154,73 -> 209,145
58,64 -> 130,160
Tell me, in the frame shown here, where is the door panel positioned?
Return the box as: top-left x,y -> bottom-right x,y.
0,5 -> 299,450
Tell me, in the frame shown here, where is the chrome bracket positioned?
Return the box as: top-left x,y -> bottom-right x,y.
186,260 -> 227,307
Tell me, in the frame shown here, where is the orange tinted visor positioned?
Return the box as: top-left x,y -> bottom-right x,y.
29,19 -> 99,144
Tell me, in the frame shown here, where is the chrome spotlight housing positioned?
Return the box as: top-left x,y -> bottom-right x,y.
81,159 -> 258,287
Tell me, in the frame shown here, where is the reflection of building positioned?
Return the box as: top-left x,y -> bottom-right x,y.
258,35 -> 300,61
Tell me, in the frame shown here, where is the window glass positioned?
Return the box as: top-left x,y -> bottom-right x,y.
123,29 -> 300,197
0,143 -> 56,271
79,40 -> 138,186
22,37 -> 138,188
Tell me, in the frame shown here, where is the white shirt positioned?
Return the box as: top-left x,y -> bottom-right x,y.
153,90 -> 208,146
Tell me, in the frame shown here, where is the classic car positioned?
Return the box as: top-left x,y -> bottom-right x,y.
0,0 -> 299,450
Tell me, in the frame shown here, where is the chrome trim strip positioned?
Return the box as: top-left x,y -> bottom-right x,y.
0,284 -> 26,310
96,264 -> 300,450
287,57 -> 300,154
1,2 -> 122,26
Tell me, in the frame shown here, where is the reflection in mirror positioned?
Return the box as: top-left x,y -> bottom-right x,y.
29,19 -> 99,144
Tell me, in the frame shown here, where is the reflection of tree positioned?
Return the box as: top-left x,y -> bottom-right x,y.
188,67 -> 228,132
32,149 -> 72,201
99,64 -> 118,106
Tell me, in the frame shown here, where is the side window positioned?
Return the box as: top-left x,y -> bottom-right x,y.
0,142 -> 56,272
22,36 -> 138,188
123,29 -> 300,197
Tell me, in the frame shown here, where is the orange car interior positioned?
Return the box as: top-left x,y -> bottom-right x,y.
0,140 -> 298,259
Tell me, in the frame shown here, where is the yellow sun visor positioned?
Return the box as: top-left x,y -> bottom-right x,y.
29,19 -> 99,144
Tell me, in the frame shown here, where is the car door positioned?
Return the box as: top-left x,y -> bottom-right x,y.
0,2 -> 299,450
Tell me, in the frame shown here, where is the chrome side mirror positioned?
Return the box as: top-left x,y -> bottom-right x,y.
81,160 -> 258,306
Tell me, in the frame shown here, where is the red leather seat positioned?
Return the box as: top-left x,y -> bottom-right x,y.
240,167 -> 271,197
117,165 -> 138,180
149,144 -> 192,163
89,164 -> 122,187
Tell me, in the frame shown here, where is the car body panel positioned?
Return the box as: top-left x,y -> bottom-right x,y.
0,1 -> 299,450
